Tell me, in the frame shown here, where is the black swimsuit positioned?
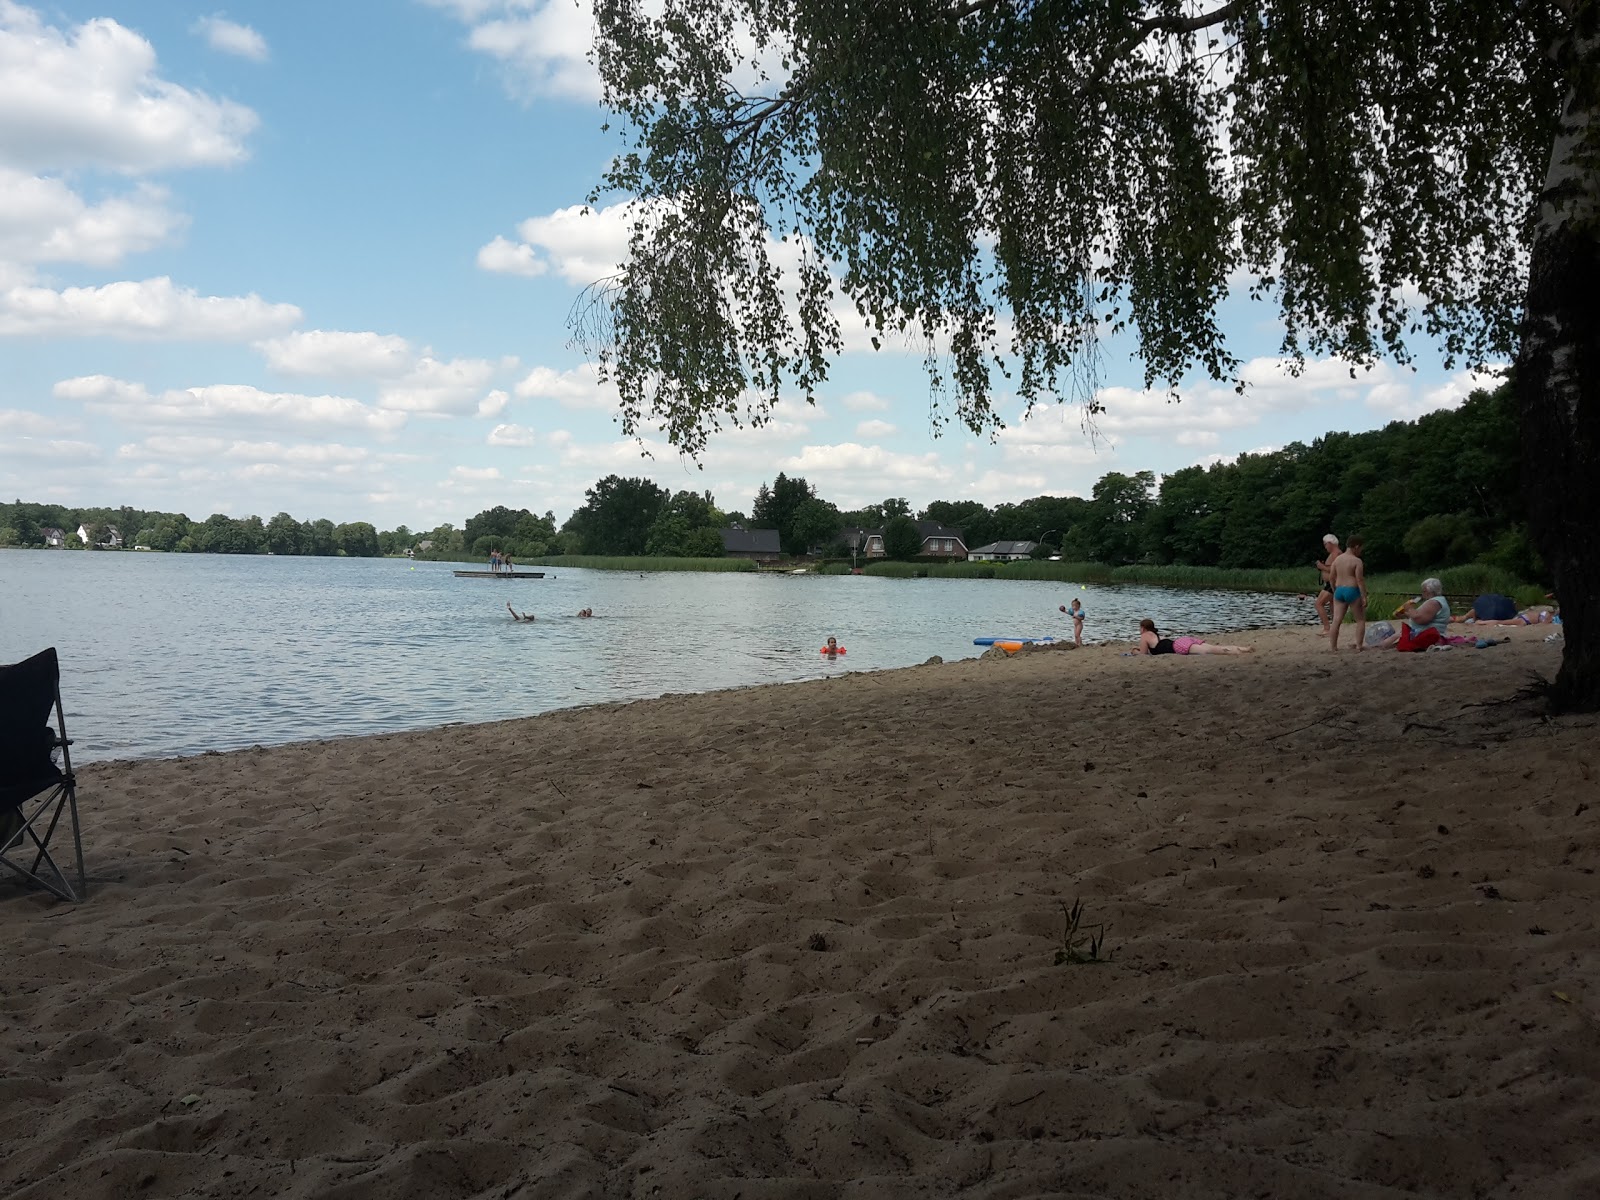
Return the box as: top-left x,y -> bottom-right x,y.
1152,638 -> 1176,655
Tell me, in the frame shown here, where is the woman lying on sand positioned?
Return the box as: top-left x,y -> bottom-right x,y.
1137,619 -> 1254,656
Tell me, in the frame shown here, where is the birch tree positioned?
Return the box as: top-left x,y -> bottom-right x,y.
581,0 -> 1599,709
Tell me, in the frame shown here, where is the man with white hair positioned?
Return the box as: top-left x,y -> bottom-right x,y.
1314,533 -> 1341,633
1374,578 -> 1452,651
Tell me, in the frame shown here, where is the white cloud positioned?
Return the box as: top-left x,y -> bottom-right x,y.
257,329 -> 416,377
423,0 -> 600,102
0,169 -> 182,265
119,436 -> 369,465
488,422 -> 536,446
840,390 -> 891,412
0,407 -> 74,434
0,276 -> 300,339
776,442 -> 955,485
479,202 -> 634,285
1367,366 -> 1506,420
55,374 -> 407,434
476,234 -> 548,277
478,389 -> 510,418
0,435 -> 99,460
855,418 -> 896,438
378,356 -> 505,415
514,361 -> 616,410
448,465 -> 503,483
192,15 -> 268,62
0,5 -> 258,173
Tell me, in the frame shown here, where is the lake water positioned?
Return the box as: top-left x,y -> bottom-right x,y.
0,552 -> 1307,762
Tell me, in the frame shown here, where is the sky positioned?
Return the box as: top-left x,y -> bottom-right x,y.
0,0 -> 1501,532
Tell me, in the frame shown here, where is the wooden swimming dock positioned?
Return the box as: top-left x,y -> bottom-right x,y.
452,570 -> 546,579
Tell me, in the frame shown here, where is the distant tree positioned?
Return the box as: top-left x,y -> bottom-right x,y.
790,497 -> 841,555
1087,472 -> 1156,563
883,515 -> 923,560
145,515 -> 191,552
880,497 -> 912,519
377,524 -> 412,556
509,512 -> 557,557
265,512 -> 303,555
305,519 -> 338,557
751,473 -> 818,555
195,513 -> 254,554
464,505 -> 530,548
645,489 -> 726,556
1402,514 -> 1480,569
336,521 -> 381,557
564,475 -> 669,554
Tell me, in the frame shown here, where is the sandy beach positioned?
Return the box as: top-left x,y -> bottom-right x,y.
3,624 -> 1598,1199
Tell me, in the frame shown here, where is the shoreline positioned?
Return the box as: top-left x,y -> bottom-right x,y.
5,623 -> 1596,1198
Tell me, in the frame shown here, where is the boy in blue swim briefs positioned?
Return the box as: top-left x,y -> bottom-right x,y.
1328,536 -> 1367,652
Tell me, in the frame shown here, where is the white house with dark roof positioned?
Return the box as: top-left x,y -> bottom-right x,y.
40,526 -> 67,548
841,521 -> 967,558
968,539 -> 1040,562
76,524 -> 121,548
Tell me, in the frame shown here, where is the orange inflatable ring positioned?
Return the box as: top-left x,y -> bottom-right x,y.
820,646 -> 846,654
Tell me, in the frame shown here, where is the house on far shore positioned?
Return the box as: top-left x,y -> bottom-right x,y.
411,539 -> 435,558
720,526 -> 782,562
968,539 -> 1040,562
842,521 -> 967,559
76,524 -> 121,548
41,527 -> 66,548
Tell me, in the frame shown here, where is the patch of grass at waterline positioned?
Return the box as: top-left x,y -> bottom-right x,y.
525,555 -> 757,572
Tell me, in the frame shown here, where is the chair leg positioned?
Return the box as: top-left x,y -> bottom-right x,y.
0,785 -> 83,902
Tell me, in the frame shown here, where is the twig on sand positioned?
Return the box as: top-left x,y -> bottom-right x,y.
1266,711 -> 1338,741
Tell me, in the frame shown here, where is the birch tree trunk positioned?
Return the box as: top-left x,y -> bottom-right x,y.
1517,2 -> 1600,711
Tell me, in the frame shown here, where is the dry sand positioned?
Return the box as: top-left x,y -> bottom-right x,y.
3,625 -> 1598,1199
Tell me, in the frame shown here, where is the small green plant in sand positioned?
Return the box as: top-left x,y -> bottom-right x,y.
1054,898 -> 1116,965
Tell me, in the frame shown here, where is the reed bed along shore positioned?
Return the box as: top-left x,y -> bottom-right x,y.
527,554 -> 758,572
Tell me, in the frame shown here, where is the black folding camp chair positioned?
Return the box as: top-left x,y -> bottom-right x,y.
0,648 -> 85,902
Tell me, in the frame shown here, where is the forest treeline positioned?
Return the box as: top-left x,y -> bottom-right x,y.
0,384 -> 1535,578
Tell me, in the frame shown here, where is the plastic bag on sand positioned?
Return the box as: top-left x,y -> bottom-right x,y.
1365,621 -> 1395,647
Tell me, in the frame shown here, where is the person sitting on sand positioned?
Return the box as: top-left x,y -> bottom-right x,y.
1327,536 -> 1367,652
1136,619 -> 1254,656
1372,578 -> 1451,651
1059,598 -> 1086,647
507,602 -> 535,622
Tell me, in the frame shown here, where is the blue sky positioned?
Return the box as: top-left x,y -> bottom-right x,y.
1,0 -> 1498,531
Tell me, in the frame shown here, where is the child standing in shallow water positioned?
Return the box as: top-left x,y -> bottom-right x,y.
1059,598 -> 1086,646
